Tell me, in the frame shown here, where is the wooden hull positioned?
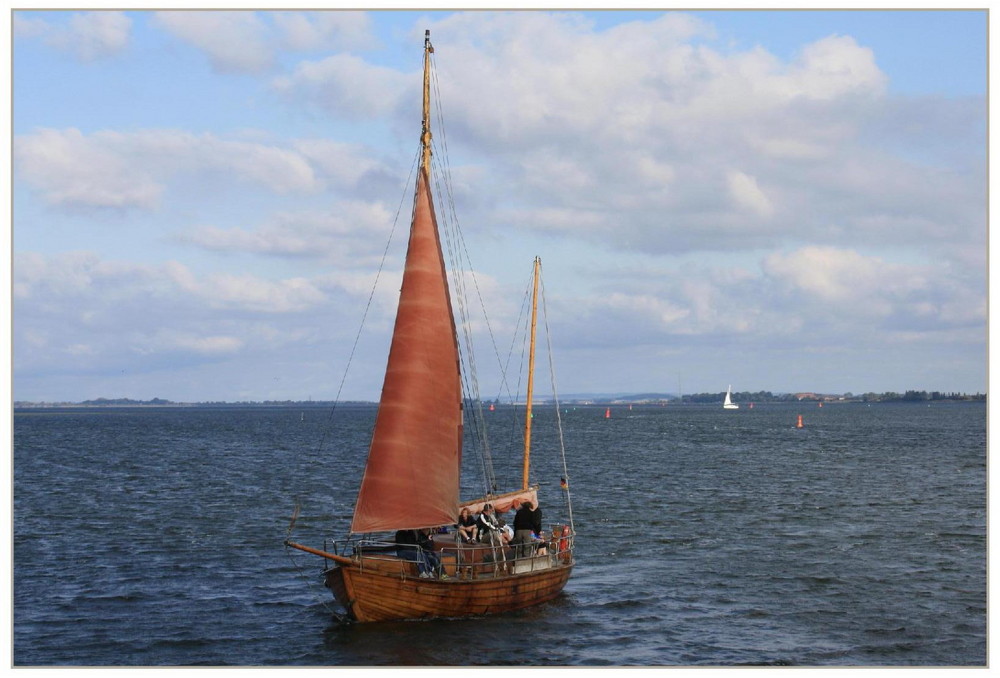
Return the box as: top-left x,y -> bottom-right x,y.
325,559 -> 573,622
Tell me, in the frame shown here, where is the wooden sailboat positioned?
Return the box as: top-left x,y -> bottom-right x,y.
285,31 -> 574,623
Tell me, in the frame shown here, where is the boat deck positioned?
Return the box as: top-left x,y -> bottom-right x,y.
346,537 -> 573,581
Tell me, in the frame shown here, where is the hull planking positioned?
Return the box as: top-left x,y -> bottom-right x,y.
326,558 -> 573,622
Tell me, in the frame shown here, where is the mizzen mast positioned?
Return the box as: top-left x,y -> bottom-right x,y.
522,256 -> 541,490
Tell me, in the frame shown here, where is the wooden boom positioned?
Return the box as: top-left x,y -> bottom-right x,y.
284,540 -> 354,567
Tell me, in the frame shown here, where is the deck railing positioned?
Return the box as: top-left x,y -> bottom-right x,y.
329,530 -> 574,580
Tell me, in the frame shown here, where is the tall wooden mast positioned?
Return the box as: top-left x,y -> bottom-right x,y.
421,30 -> 434,173
522,256 -> 541,490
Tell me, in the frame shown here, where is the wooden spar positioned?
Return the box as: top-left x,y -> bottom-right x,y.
420,30 -> 433,173
284,540 -> 354,567
522,256 -> 541,490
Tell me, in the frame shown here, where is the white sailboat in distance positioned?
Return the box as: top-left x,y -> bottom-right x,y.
723,385 -> 739,409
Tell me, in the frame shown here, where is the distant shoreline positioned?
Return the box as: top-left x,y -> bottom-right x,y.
13,390 -> 986,409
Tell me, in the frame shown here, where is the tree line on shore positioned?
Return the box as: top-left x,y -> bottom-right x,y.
678,390 -> 985,404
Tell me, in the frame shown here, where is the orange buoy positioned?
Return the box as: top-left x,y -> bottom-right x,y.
796,414 -> 804,428
489,403 -> 495,411
605,407 -> 611,419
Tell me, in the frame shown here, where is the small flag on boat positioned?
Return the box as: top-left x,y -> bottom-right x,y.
560,476 -> 568,490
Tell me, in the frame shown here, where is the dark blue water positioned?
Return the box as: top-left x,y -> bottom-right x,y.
13,401 -> 986,665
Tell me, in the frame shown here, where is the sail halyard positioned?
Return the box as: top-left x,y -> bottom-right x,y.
350,31 -> 463,534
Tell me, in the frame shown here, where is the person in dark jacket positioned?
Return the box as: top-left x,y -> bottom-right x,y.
476,504 -> 501,545
395,528 -> 441,578
416,527 -> 443,577
512,501 -> 542,557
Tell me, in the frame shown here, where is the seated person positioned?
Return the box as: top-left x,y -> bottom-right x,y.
532,530 -> 548,556
476,504 -> 501,545
456,507 -> 478,543
549,525 -> 563,554
498,519 -> 513,545
416,527 -> 443,577
394,528 -> 442,578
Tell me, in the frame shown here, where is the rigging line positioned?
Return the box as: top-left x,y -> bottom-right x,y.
495,270 -> 533,493
430,56 -> 531,495
539,266 -> 575,533
284,547 -> 338,616
496,273 -> 531,406
312,146 -> 421,458
429,54 -> 519,413
441,198 -> 495,493
431,95 -> 482,416
428,56 -> 497,494
429,142 -> 488,470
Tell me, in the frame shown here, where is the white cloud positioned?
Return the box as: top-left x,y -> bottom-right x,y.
273,53 -> 410,119
291,139 -> 394,189
14,128 -> 162,209
12,251 -> 342,398
727,170 -> 774,219
789,35 -> 887,100
152,11 -> 272,73
65,11 -> 131,61
399,12 -> 974,263
144,332 -> 245,356
764,246 -> 900,299
163,261 -> 326,313
14,128 -> 323,209
759,245 -> 985,335
16,251 -> 328,317
273,10 -> 374,52
150,10 -> 376,74
14,251 -> 158,301
177,201 -> 395,265
16,11 -> 132,61
763,246 -> 892,307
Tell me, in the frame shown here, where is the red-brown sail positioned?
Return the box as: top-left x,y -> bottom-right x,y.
350,167 -> 463,534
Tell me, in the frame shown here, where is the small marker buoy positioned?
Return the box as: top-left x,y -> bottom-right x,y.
605,407 -> 611,419
796,414 -> 804,429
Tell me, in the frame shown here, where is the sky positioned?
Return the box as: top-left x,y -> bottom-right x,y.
8,8 -> 989,403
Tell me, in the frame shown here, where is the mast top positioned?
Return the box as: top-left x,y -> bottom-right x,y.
421,30 -> 434,172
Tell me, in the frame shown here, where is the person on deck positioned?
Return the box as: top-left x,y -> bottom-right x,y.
498,518 -> 513,545
476,504 -> 501,545
417,528 -> 444,578
456,507 -> 478,543
395,529 -> 428,576
512,500 -> 542,557
395,528 -> 442,578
